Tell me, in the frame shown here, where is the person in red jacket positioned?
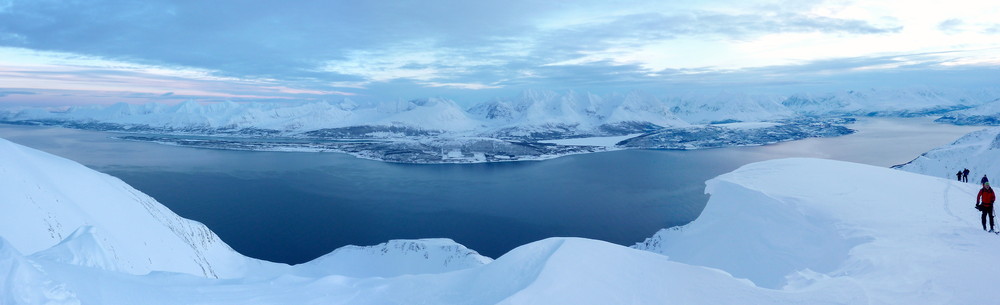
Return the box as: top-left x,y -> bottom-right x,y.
977,182 -> 996,232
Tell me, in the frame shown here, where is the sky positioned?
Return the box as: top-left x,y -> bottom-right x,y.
0,0 -> 999,107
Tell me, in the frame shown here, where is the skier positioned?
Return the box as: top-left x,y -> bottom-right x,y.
982,175 -> 990,185
963,168 -> 970,182
977,182 -> 996,232
958,171 -> 963,181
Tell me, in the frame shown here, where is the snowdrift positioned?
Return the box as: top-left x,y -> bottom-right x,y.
638,158 -> 1000,304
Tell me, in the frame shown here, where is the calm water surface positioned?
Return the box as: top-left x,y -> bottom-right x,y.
0,118 -> 981,264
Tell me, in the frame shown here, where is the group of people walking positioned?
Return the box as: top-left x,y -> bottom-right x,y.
958,168 -> 971,182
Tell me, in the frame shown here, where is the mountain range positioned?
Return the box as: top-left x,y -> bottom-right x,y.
6,87 -> 997,135
2,87 -> 997,163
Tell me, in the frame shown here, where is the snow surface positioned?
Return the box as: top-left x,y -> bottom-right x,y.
668,91 -> 794,123
291,238 -> 492,278
711,121 -> 781,130
0,138 -> 283,279
895,126 -> 998,180
3,135 -> 999,304
537,133 -> 642,147
933,96 -> 1000,126
779,87 -> 995,117
637,158 -> 998,304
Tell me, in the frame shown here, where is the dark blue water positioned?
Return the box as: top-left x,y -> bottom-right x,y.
104,151 -> 724,264
0,119 -> 973,264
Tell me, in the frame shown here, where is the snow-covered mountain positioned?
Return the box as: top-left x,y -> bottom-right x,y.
469,90 -> 688,138
934,97 -> 1000,125
373,97 -> 483,131
668,91 -> 794,123
4,134 -> 1000,303
1,91 -> 691,141
893,126 -> 996,179
2,98 -> 479,134
2,87 -> 997,163
0,138 -> 283,278
636,158 -> 1000,303
291,238 -> 491,278
780,87 -> 987,117
4,87 -> 994,138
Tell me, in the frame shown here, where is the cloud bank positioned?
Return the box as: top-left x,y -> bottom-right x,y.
0,0 -> 998,106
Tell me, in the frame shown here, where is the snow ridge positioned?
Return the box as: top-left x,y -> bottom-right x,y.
292,238 -> 492,278
0,237 -> 80,305
0,138 -> 283,278
894,126 -> 998,179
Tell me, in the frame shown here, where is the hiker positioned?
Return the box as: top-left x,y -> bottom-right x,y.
983,175 -> 990,185
978,182 -> 996,232
963,168 -> 970,182
958,171 -> 963,181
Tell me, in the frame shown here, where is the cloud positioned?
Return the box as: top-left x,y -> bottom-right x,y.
0,52 -> 354,104
420,82 -> 502,90
938,19 -> 965,33
1,1 -> 895,80
577,11 -> 900,41
0,0 -> 998,105
312,5 -> 904,92
0,90 -> 35,97
0,32 -> 24,44
0,0 -> 559,78
988,25 -> 1000,34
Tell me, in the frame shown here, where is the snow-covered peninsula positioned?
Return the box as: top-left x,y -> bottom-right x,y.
2,133 -> 998,304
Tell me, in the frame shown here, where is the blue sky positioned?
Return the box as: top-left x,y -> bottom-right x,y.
1,0 -> 998,106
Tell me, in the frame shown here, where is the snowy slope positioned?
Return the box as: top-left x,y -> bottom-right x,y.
468,90 -> 689,140
637,158 -> 998,304
0,137 -> 284,278
469,90 -> 688,129
0,237 -> 80,304
6,100 -> 359,132
894,126 -> 996,179
603,91 -> 689,127
669,91 -> 793,123
935,97 -> 1000,125
15,236 -> 864,305
781,87 -> 984,117
372,97 -> 482,131
291,238 -> 492,278
471,90 -> 595,126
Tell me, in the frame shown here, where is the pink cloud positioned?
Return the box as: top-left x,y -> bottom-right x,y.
0,62 -> 353,106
